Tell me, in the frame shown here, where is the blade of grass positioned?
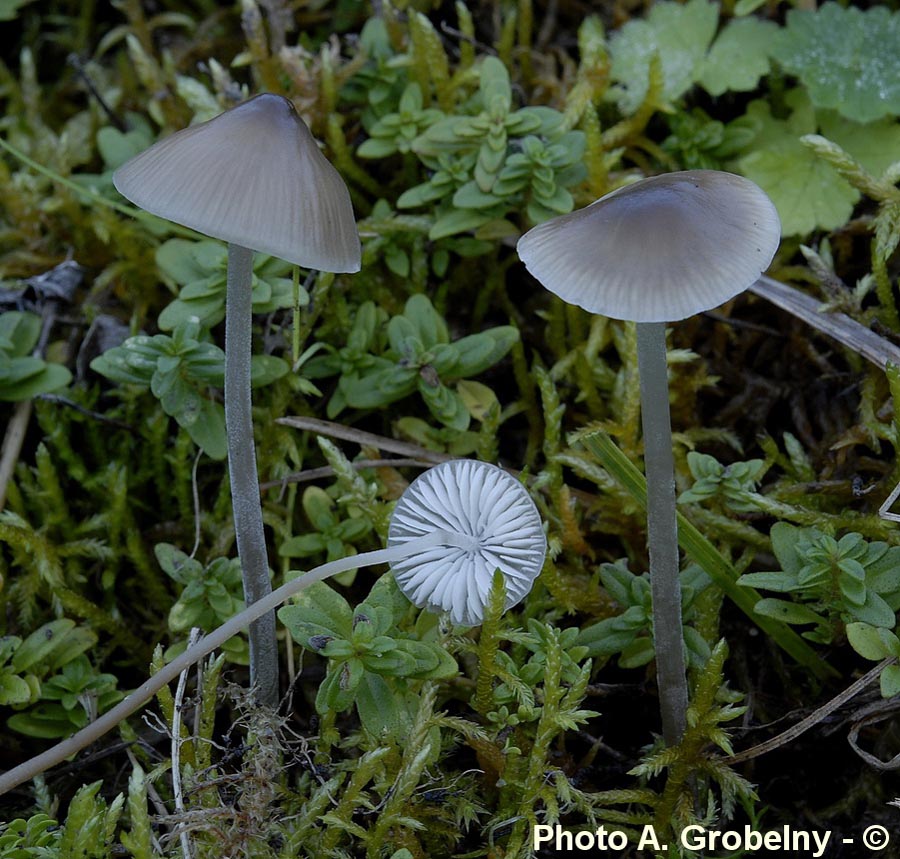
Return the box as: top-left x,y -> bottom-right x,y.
579,430 -> 838,681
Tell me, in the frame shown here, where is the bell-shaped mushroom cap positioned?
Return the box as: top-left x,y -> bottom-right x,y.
388,460 -> 547,626
113,94 -> 361,273
517,170 -> 780,323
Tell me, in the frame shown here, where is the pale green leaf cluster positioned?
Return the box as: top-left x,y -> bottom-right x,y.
772,3 -> 900,123
91,318 -> 288,458
155,543 -> 250,664
156,239 -> 299,331
305,294 -> 517,430
279,575 -> 457,737
575,561 -> 713,668
679,451 -> 767,513
739,523 -> 900,643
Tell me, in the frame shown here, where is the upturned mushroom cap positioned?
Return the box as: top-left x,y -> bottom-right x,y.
516,170 -> 780,322
387,460 -> 547,626
113,93 -> 361,273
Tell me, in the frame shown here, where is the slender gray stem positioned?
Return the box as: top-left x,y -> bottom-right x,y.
0,530 -> 467,795
225,243 -> 278,707
636,321 -> 687,746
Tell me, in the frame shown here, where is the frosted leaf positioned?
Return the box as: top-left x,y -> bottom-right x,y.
773,4 -> 900,124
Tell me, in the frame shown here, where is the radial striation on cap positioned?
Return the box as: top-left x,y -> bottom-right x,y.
388,460 -> 547,626
113,93 -> 361,273
516,170 -> 781,323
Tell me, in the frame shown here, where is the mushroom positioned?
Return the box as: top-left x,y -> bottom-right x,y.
388,459 -> 547,625
517,170 -> 780,744
0,458 -> 546,793
113,94 -> 361,707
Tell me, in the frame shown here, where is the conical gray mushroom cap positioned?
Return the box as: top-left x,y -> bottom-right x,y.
517,170 -> 780,322
114,93 -> 361,273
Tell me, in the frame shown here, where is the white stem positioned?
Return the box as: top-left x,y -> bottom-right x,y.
225,243 -> 278,707
636,321 -> 687,746
0,530 -> 464,795
171,628 -> 199,859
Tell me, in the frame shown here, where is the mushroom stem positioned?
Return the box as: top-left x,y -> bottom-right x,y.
225,243 -> 278,708
636,321 -> 688,746
0,529 -> 470,796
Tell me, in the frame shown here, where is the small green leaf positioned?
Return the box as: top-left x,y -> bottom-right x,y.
356,672 -> 409,737
0,673 -> 35,706
281,581 -> 354,639
429,208 -> 496,240
11,620 -> 90,674
453,181 -> 503,209
457,379 -> 498,422
280,534 -> 327,557
698,17 -> 776,96
737,572 -> 799,593
358,137 -> 401,159
881,665 -> 900,698
0,310 -> 41,355
156,239 -> 224,286
181,399 -> 226,460
419,380 -> 470,430
619,636 -> 655,668
848,592 -> 897,628
847,622 -> 896,660
0,362 -> 71,401
250,355 -> 289,388
753,598 -> 823,625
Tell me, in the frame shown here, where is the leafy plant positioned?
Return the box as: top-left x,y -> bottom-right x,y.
309,294 -> 517,430
678,451 -> 767,513
404,56 -> 585,237
155,543 -> 250,664
738,524 -> 900,643
90,318 -> 228,457
8,655 -> 123,739
47,781 -> 123,858
609,0 -> 720,113
633,641 -> 753,834
663,108 -> 757,170
2,620 -> 122,740
156,238 -> 298,331
303,300 -> 387,414
772,3 -> 900,123
492,621 -> 590,715
735,89 -> 900,235
0,311 -> 71,401
0,813 -> 59,857
358,83 -> 443,159
463,131 -> 586,225
278,575 -> 457,737
279,485 -> 374,582
0,619 -> 96,711
90,317 -> 288,458
575,560 -> 712,668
